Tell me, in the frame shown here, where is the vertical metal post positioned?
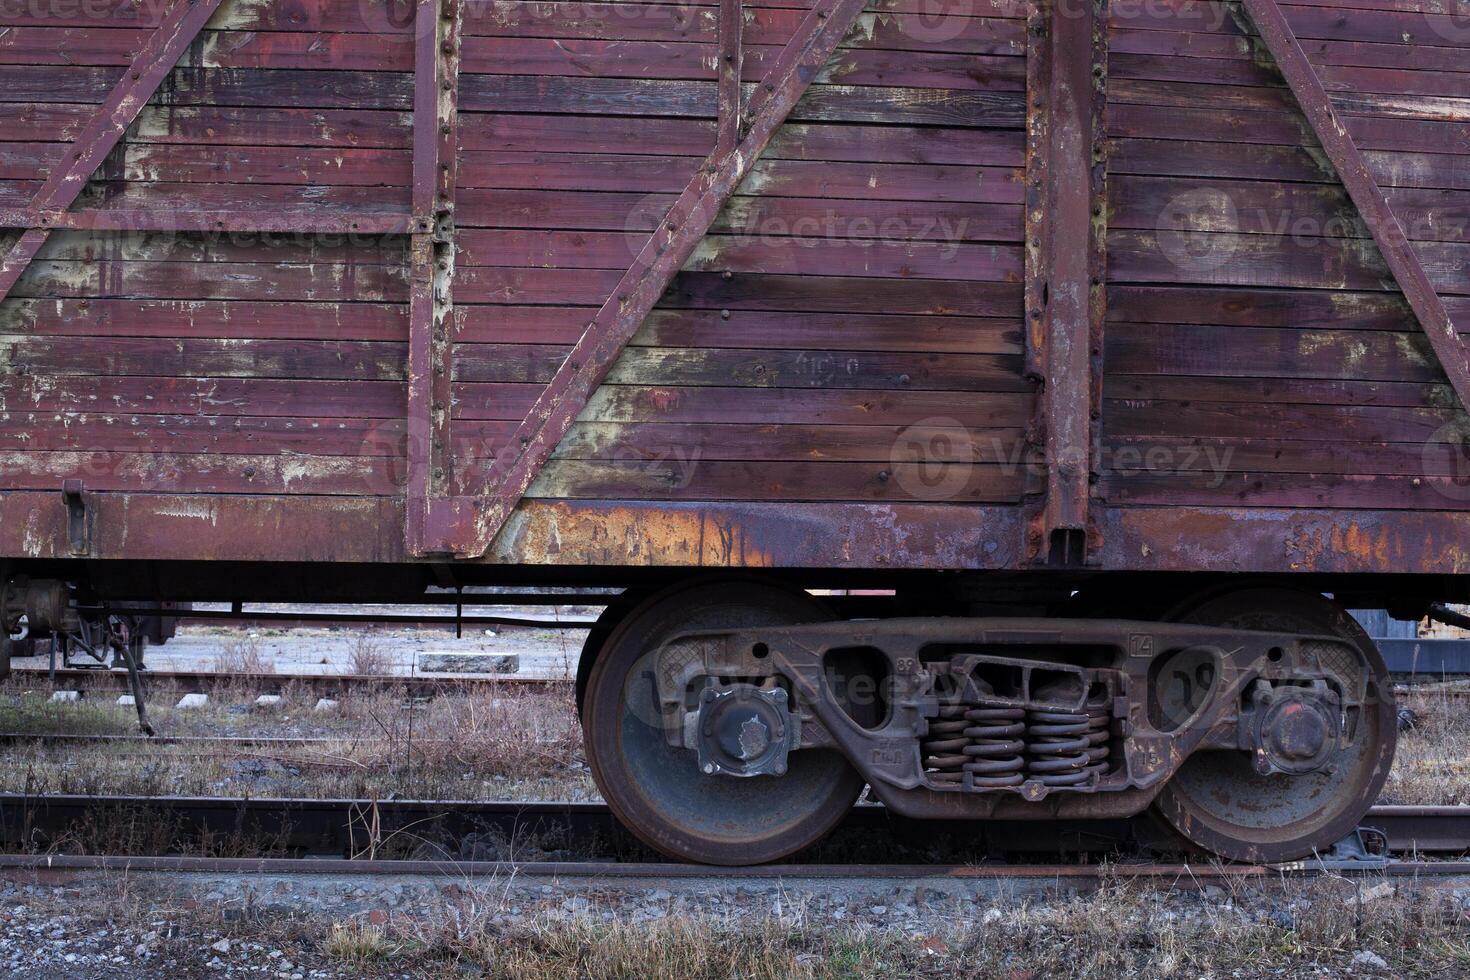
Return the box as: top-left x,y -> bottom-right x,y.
717,0 -> 744,156
407,0 -> 463,556
1024,0 -> 1107,566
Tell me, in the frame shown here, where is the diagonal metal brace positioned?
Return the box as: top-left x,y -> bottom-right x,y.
426,0 -> 871,558
1238,0 -> 1470,414
0,0 -> 228,303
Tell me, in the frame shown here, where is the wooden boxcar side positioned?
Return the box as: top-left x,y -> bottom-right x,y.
0,0 -> 1464,581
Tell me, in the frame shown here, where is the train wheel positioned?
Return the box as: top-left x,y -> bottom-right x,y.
581,581 -> 864,865
1154,588 -> 1396,863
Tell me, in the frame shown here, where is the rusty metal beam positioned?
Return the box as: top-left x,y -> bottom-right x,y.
0,0 -> 227,302
1238,0 -> 1470,414
406,0 -> 465,556
1024,0 -> 1108,566
430,0 -> 870,558
716,0 -> 744,156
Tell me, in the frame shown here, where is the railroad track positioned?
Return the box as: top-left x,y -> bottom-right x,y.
2,795 -> 1465,862
6,666 -> 567,694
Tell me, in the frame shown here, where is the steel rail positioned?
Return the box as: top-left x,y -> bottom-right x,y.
0,795 -> 1463,858
7,667 -> 566,691
4,853 -> 1468,883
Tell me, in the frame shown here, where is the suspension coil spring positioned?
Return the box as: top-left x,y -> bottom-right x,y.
1025,701 -> 1111,786
920,704 -> 971,786
961,705 -> 1026,786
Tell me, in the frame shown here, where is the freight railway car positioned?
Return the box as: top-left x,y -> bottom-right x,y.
0,0 -> 1462,865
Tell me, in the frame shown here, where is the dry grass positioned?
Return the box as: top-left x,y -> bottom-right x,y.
209,638 -> 276,675
328,875 -> 1470,979
347,635 -> 392,676
0,679 -> 1466,808
1380,690 -> 1470,805
0,680 -> 591,802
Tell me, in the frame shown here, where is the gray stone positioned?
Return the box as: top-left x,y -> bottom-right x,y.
176,693 -> 209,709
416,651 -> 520,675
1352,950 -> 1389,971
49,691 -> 80,703
313,698 -> 338,712
116,695 -> 135,707
254,695 -> 282,709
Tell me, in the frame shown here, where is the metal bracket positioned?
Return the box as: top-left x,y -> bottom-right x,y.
62,480 -> 90,558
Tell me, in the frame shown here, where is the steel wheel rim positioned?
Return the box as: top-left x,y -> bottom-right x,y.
1155,587 -> 1396,863
582,580 -> 864,865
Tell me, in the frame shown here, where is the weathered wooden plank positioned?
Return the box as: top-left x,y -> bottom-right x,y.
455,268 -> 1024,315
466,114 -> 1024,164
1103,436 -> 1467,477
0,104 -> 411,148
1104,470 -> 1464,511
461,36 -> 1025,90
1,336 -> 408,381
1110,27 -> 1470,74
0,376 -> 408,419
1105,399 -> 1467,443
463,3 -> 1025,54
1111,174 -> 1470,244
505,458 -> 1030,502
1105,374 -> 1460,409
530,420 -> 1027,462
460,75 -> 1027,127
1106,229 -> 1398,291
456,383 -> 1033,426
11,260 -> 408,302
457,154 -> 1024,202
1106,322 -> 1439,383
0,451 -> 399,496
452,345 -> 1027,390
1108,283 -> 1470,331
0,413 -> 404,456
1108,136 -> 1470,193
457,306 -> 1023,353
25,228 -> 405,266
456,230 -> 1022,282
0,299 -> 407,341
116,144 -> 412,186
460,190 -> 1023,245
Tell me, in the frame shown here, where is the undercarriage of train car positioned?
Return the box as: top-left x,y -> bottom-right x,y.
0,570 -> 1401,867
570,578 -> 1399,867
